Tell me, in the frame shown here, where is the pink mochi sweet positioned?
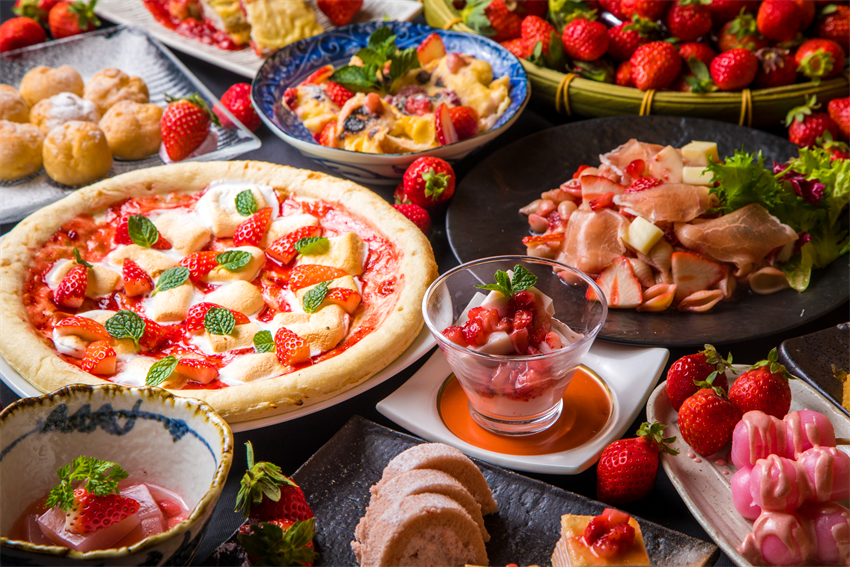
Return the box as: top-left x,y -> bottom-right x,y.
796,447 -> 850,503
799,502 -> 850,565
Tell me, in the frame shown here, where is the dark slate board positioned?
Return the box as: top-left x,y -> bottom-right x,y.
779,322 -> 850,418
447,116 -> 849,347
205,416 -> 719,566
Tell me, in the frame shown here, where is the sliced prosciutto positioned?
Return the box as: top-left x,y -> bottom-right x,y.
599,139 -> 665,174
556,209 -> 628,274
615,184 -> 712,223
675,204 -> 798,268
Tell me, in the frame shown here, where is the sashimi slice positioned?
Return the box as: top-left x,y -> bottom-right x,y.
614,184 -> 712,222
556,209 -> 628,274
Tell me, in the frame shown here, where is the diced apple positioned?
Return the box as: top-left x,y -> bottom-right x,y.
681,141 -> 719,167
623,216 -> 664,255
417,33 -> 446,66
682,166 -> 714,186
648,145 -> 683,183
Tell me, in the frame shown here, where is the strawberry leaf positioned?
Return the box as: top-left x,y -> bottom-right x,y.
235,190 -> 258,216
204,307 -> 235,336
235,441 -> 297,518
152,267 -> 189,296
215,250 -> 252,272
237,519 -> 317,565
253,330 -> 274,353
146,355 -> 179,387
105,310 -> 145,349
127,214 -> 161,248
46,456 -> 128,511
302,281 -> 329,314
294,236 -> 329,256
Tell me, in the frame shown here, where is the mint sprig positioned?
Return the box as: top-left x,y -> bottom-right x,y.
302,281 -> 329,314
46,456 -> 128,512
330,27 -> 420,92
152,267 -> 189,296
146,355 -> 179,387
128,215 -> 161,248
71,248 -> 92,268
204,307 -> 236,336
216,250 -> 252,272
253,330 -> 274,353
105,310 -> 145,349
236,190 -> 257,216
294,236 -> 329,256
474,264 -> 538,297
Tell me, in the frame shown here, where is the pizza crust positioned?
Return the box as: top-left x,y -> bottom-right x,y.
0,161 -> 437,423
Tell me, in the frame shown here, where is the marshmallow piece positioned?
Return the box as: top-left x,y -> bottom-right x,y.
202,322 -> 260,353
264,214 -> 320,247
205,246 -> 265,283
111,357 -> 155,387
110,245 -> 178,277
153,212 -> 211,255
204,281 -> 265,315
294,275 -> 358,302
274,312 -> 310,325
194,184 -> 268,237
53,332 -> 88,358
147,284 -> 194,323
274,305 -> 347,353
296,233 -> 366,276
218,353 -> 285,385
51,262 -> 121,297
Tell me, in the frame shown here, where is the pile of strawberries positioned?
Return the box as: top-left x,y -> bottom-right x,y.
1,0 -> 100,53
459,0 -> 848,95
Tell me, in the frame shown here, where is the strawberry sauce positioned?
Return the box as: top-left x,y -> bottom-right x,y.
142,0 -> 242,51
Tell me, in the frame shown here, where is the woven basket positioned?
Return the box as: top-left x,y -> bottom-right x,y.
425,0 -> 850,127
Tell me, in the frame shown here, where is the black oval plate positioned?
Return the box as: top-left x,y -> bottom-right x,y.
447,116 -> 849,347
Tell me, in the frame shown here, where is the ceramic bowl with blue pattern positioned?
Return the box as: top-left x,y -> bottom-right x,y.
252,21 -> 530,184
0,385 -> 233,566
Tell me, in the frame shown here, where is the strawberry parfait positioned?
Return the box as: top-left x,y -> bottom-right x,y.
423,257 -> 606,435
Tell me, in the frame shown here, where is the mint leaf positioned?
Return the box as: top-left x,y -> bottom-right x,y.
368,26 -> 395,55
388,47 -> 420,83
253,330 -> 274,353
152,266 -> 189,296
331,65 -> 379,90
146,355 -> 179,387
302,281 -> 329,314
46,456 -> 128,511
204,307 -> 235,335
105,310 -> 145,349
71,248 -> 92,268
216,250 -> 252,272
510,264 -> 538,292
235,190 -> 257,217
294,236 -> 329,256
355,47 -> 385,67
127,214 -> 160,248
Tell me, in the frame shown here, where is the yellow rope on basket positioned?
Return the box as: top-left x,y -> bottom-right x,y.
443,17 -> 463,30
738,88 -> 752,127
639,89 -> 656,116
555,73 -> 578,115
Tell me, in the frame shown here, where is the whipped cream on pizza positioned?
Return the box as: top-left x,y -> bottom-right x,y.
23,179 -> 401,391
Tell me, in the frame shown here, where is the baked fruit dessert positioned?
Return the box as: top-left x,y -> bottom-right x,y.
551,508 -> 650,567
283,28 -> 511,154
0,162 -> 436,423
83,68 -> 150,115
0,120 -> 44,180
42,121 -> 113,186
18,65 -> 85,106
99,101 -> 163,160
0,85 -> 31,123
29,93 -> 100,135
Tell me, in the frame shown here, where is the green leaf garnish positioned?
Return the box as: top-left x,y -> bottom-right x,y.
330,27 -> 420,92
127,214 -> 161,248
105,310 -> 145,349
253,330 -> 274,353
235,441 -> 297,519
330,65 -> 380,90
237,519 -> 318,566
474,264 -> 538,297
204,307 -> 235,336
235,190 -> 257,217
45,456 -> 129,512
294,236 -> 329,256
71,248 -> 92,268
152,266 -> 189,296
146,355 -> 179,387
302,281 -> 329,314
215,250 -> 252,272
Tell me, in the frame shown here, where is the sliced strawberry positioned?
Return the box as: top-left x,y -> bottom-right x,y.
233,208 -> 273,247
176,358 -> 218,384
671,251 -> 726,303
180,251 -> 218,282
80,340 -> 116,375
304,64 -> 334,85
122,259 -> 153,297
590,192 -> 617,211
442,325 -> 468,346
54,265 -> 87,309
64,488 -> 139,535
581,175 -> 626,202
288,265 -> 348,292
324,81 -> 354,107
589,257 -> 643,308
448,106 -> 479,141
417,33 -> 446,66
54,316 -> 109,341
434,103 -> 459,146
626,176 -> 663,193
274,327 -> 311,365
185,302 -> 250,333
625,159 -> 646,177
462,319 -> 486,347
317,121 -> 337,148
324,287 -> 361,314
138,316 -> 168,351
283,87 -> 299,110
266,226 -> 323,264
522,234 -> 564,246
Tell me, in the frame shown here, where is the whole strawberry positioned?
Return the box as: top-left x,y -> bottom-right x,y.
786,95 -> 840,147
620,0 -> 671,21
709,47 -> 758,91
615,61 -> 634,86
630,41 -> 682,90
678,42 -> 716,67
562,18 -> 609,61
392,204 -> 431,233
607,17 -> 656,62
12,0 -> 61,26
401,157 -> 456,210
217,83 -> 261,132
520,15 -> 558,57
793,0 -> 815,30
717,10 -> 770,52
514,0 -> 548,17
48,0 -> 100,39
757,0 -> 800,42
665,0 -> 711,42
54,248 -> 90,309
501,37 -> 532,58
0,16 -> 46,53
728,348 -> 793,419
596,421 -> 679,505
161,93 -> 220,162
828,97 -> 850,140
235,442 -> 314,523
666,344 -> 732,411
816,4 -> 849,48
706,0 -> 753,26
599,0 -> 627,20
463,0 -> 523,43
753,47 -> 798,89
795,38 -> 847,81
678,381 -> 741,456
238,519 -> 317,567
316,0 -> 362,27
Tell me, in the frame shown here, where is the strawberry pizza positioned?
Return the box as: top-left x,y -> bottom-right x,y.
0,161 -> 436,422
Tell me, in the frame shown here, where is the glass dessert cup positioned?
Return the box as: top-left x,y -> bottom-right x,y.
423,256 -> 607,436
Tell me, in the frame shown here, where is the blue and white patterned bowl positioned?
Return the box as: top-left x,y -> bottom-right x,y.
0,385 -> 233,566
252,21 -> 530,184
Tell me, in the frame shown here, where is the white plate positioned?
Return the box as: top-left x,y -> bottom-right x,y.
0,328 -> 436,432
646,367 -> 850,567
377,341 -> 669,474
95,0 -> 423,78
